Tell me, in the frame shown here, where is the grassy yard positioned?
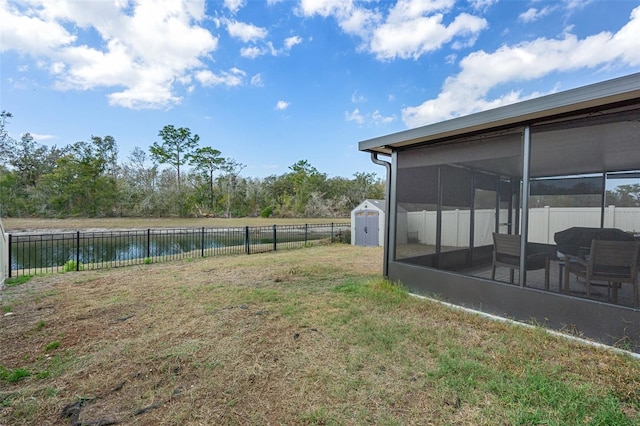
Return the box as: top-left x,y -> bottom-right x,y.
0,244 -> 638,425
2,217 -> 349,233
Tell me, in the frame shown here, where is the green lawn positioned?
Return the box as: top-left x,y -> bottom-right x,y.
0,244 -> 638,425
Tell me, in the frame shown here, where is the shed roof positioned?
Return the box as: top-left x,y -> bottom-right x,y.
355,199 -> 385,213
359,73 -> 640,155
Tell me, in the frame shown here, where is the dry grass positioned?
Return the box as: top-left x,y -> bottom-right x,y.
1,244 -> 639,425
3,217 -> 348,234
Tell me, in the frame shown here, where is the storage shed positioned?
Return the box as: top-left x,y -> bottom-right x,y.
359,73 -> 640,352
351,199 -> 385,246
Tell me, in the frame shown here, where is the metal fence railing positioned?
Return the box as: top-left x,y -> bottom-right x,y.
7,223 -> 350,277
0,217 -> 7,288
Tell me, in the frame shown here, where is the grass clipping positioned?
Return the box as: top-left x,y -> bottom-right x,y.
1,244 -> 639,425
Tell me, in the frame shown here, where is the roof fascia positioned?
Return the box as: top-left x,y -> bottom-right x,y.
358,73 -> 640,154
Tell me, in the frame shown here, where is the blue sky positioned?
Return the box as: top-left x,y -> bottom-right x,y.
1,0 -> 639,179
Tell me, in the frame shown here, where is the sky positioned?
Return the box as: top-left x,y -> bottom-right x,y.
1,0 -> 639,180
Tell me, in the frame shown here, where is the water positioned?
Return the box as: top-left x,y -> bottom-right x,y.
10,231 -> 236,270
8,226 -> 336,272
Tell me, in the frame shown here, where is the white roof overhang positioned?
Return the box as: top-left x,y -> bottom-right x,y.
358,73 -> 640,155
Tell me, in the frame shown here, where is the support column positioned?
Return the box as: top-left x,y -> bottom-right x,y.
519,126 -> 532,287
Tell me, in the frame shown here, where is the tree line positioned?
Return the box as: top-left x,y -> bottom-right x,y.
0,111 -> 384,218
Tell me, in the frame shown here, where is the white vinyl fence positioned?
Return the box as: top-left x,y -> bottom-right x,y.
405,206 -> 640,247
0,217 -> 7,289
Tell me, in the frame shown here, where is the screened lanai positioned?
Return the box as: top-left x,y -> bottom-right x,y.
360,73 -> 640,350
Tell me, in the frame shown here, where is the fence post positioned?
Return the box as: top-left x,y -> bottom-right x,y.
245,226 -> 250,255
454,209 -> 460,247
273,225 -> 277,251
331,222 -> 334,242
147,229 -> 151,258
8,234 -> 12,278
304,224 -> 308,244
76,231 -> 80,271
201,227 -> 205,257
605,205 -> 616,228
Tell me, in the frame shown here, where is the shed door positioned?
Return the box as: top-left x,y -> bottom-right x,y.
355,210 -> 379,246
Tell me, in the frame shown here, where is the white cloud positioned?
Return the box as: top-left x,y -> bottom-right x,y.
240,46 -> 264,59
346,108 -> 395,126
371,110 -> 396,125
241,37 -> 299,59
0,3 -> 77,55
250,73 -> 264,86
226,20 -> 268,42
284,36 -> 303,50
275,100 -> 290,110
402,5 -> 640,127
519,7 -> 554,23
224,0 -> 245,14
563,0 -> 593,12
345,108 -> 365,124
298,0 -> 381,41
50,62 -> 65,74
339,6 -> 381,40
0,0 -> 219,109
351,91 -> 366,103
299,0 -> 487,60
370,10 -> 487,59
240,43 -> 278,58
195,68 -> 245,87
177,75 -> 192,85
298,0 -> 346,17
28,132 -> 56,141
468,0 -> 498,11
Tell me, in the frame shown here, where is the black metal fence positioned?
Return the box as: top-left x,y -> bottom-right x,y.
8,223 -> 350,277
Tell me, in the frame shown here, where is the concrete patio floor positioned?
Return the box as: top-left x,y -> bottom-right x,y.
468,260 -> 638,309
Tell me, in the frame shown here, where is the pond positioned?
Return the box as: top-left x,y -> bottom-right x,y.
8,224 -> 346,274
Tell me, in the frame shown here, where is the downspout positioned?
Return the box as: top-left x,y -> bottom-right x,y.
371,152 -> 391,278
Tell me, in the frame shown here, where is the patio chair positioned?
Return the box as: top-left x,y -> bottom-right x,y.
563,239 -> 639,307
491,233 -> 550,289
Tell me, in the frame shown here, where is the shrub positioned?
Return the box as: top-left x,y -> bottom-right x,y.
63,260 -> 82,272
335,229 -> 351,244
